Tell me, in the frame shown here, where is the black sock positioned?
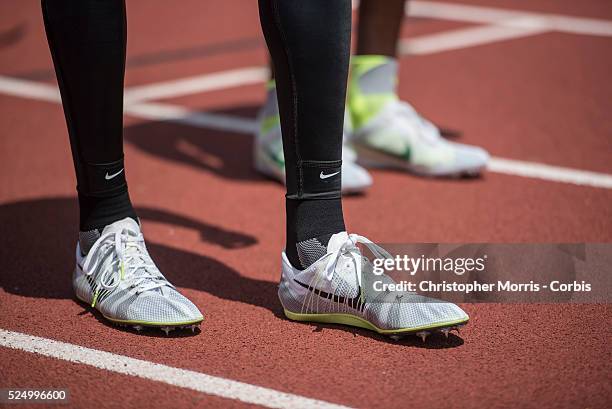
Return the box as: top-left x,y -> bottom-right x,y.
76,163 -> 138,255
78,190 -> 137,232
286,198 -> 345,269
77,189 -> 137,255
259,0 -> 352,269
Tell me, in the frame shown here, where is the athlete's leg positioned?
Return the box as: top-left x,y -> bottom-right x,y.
356,0 -> 405,57
41,0 -> 202,331
256,0 -> 469,338
258,0 -> 351,269
42,0 -> 136,236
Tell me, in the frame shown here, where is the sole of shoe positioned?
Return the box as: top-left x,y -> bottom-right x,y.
283,308 -> 468,341
75,295 -> 203,334
105,317 -> 203,335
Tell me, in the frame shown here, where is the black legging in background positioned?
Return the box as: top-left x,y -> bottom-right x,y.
42,0 -> 351,269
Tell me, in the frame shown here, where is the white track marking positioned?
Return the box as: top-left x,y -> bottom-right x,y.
0,75 -> 60,102
409,1 -> 612,37
0,75 -> 611,190
124,66 -> 269,104
126,102 -> 258,134
546,15 -> 612,37
488,157 -> 612,189
409,1 -> 547,25
399,18 -> 549,55
0,329 -> 351,409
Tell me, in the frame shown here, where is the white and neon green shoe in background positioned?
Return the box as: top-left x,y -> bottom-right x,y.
348,55 -> 489,177
278,232 -> 469,341
254,81 -> 373,194
74,217 -> 203,334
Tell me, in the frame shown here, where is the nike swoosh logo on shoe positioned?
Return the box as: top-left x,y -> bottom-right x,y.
319,171 -> 340,179
356,142 -> 411,161
294,279 -> 364,311
105,168 -> 124,180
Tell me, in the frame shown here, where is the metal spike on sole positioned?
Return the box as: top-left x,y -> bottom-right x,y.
161,326 -> 173,336
133,325 -> 143,332
389,334 -> 404,341
440,327 -> 450,339
416,331 -> 429,342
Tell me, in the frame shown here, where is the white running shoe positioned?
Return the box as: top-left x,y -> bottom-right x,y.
254,82 -> 373,194
352,100 -> 490,177
73,217 -> 203,334
348,55 -> 489,177
278,232 -> 469,340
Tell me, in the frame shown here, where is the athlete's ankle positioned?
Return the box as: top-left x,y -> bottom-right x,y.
285,198 -> 345,270
348,55 -> 399,130
78,190 -> 137,234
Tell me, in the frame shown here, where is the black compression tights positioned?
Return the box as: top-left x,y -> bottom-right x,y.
43,0 -> 351,268
259,0 -> 351,268
42,0 -> 136,231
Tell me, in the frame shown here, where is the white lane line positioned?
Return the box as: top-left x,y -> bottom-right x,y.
408,1 -> 546,25
0,329 -> 351,409
409,1 -> 612,37
399,18 -> 549,55
0,75 -> 60,102
488,157 -> 612,189
124,66 -> 269,104
546,15 -> 612,37
1,74 -> 611,190
126,102 -> 259,134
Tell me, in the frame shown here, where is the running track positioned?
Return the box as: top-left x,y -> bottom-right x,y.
0,1 -> 611,408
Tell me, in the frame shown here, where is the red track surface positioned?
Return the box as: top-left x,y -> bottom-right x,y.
1,1 -> 611,408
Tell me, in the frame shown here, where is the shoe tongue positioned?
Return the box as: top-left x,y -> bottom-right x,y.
101,217 -> 140,236
326,231 -> 349,252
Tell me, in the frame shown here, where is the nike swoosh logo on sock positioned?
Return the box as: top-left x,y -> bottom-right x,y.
105,168 -> 124,180
319,171 -> 340,179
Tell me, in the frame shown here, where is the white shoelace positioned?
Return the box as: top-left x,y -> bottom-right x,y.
323,234 -> 393,288
82,229 -> 169,305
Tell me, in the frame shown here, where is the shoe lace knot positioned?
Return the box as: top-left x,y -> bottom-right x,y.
323,234 -> 393,287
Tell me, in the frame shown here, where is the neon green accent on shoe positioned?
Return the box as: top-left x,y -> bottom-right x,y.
283,309 -> 468,335
266,79 -> 276,91
103,316 -> 204,327
120,261 -> 125,281
261,114 -> 281,135
348,55 -> 398,130
91,289 -> 100,308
